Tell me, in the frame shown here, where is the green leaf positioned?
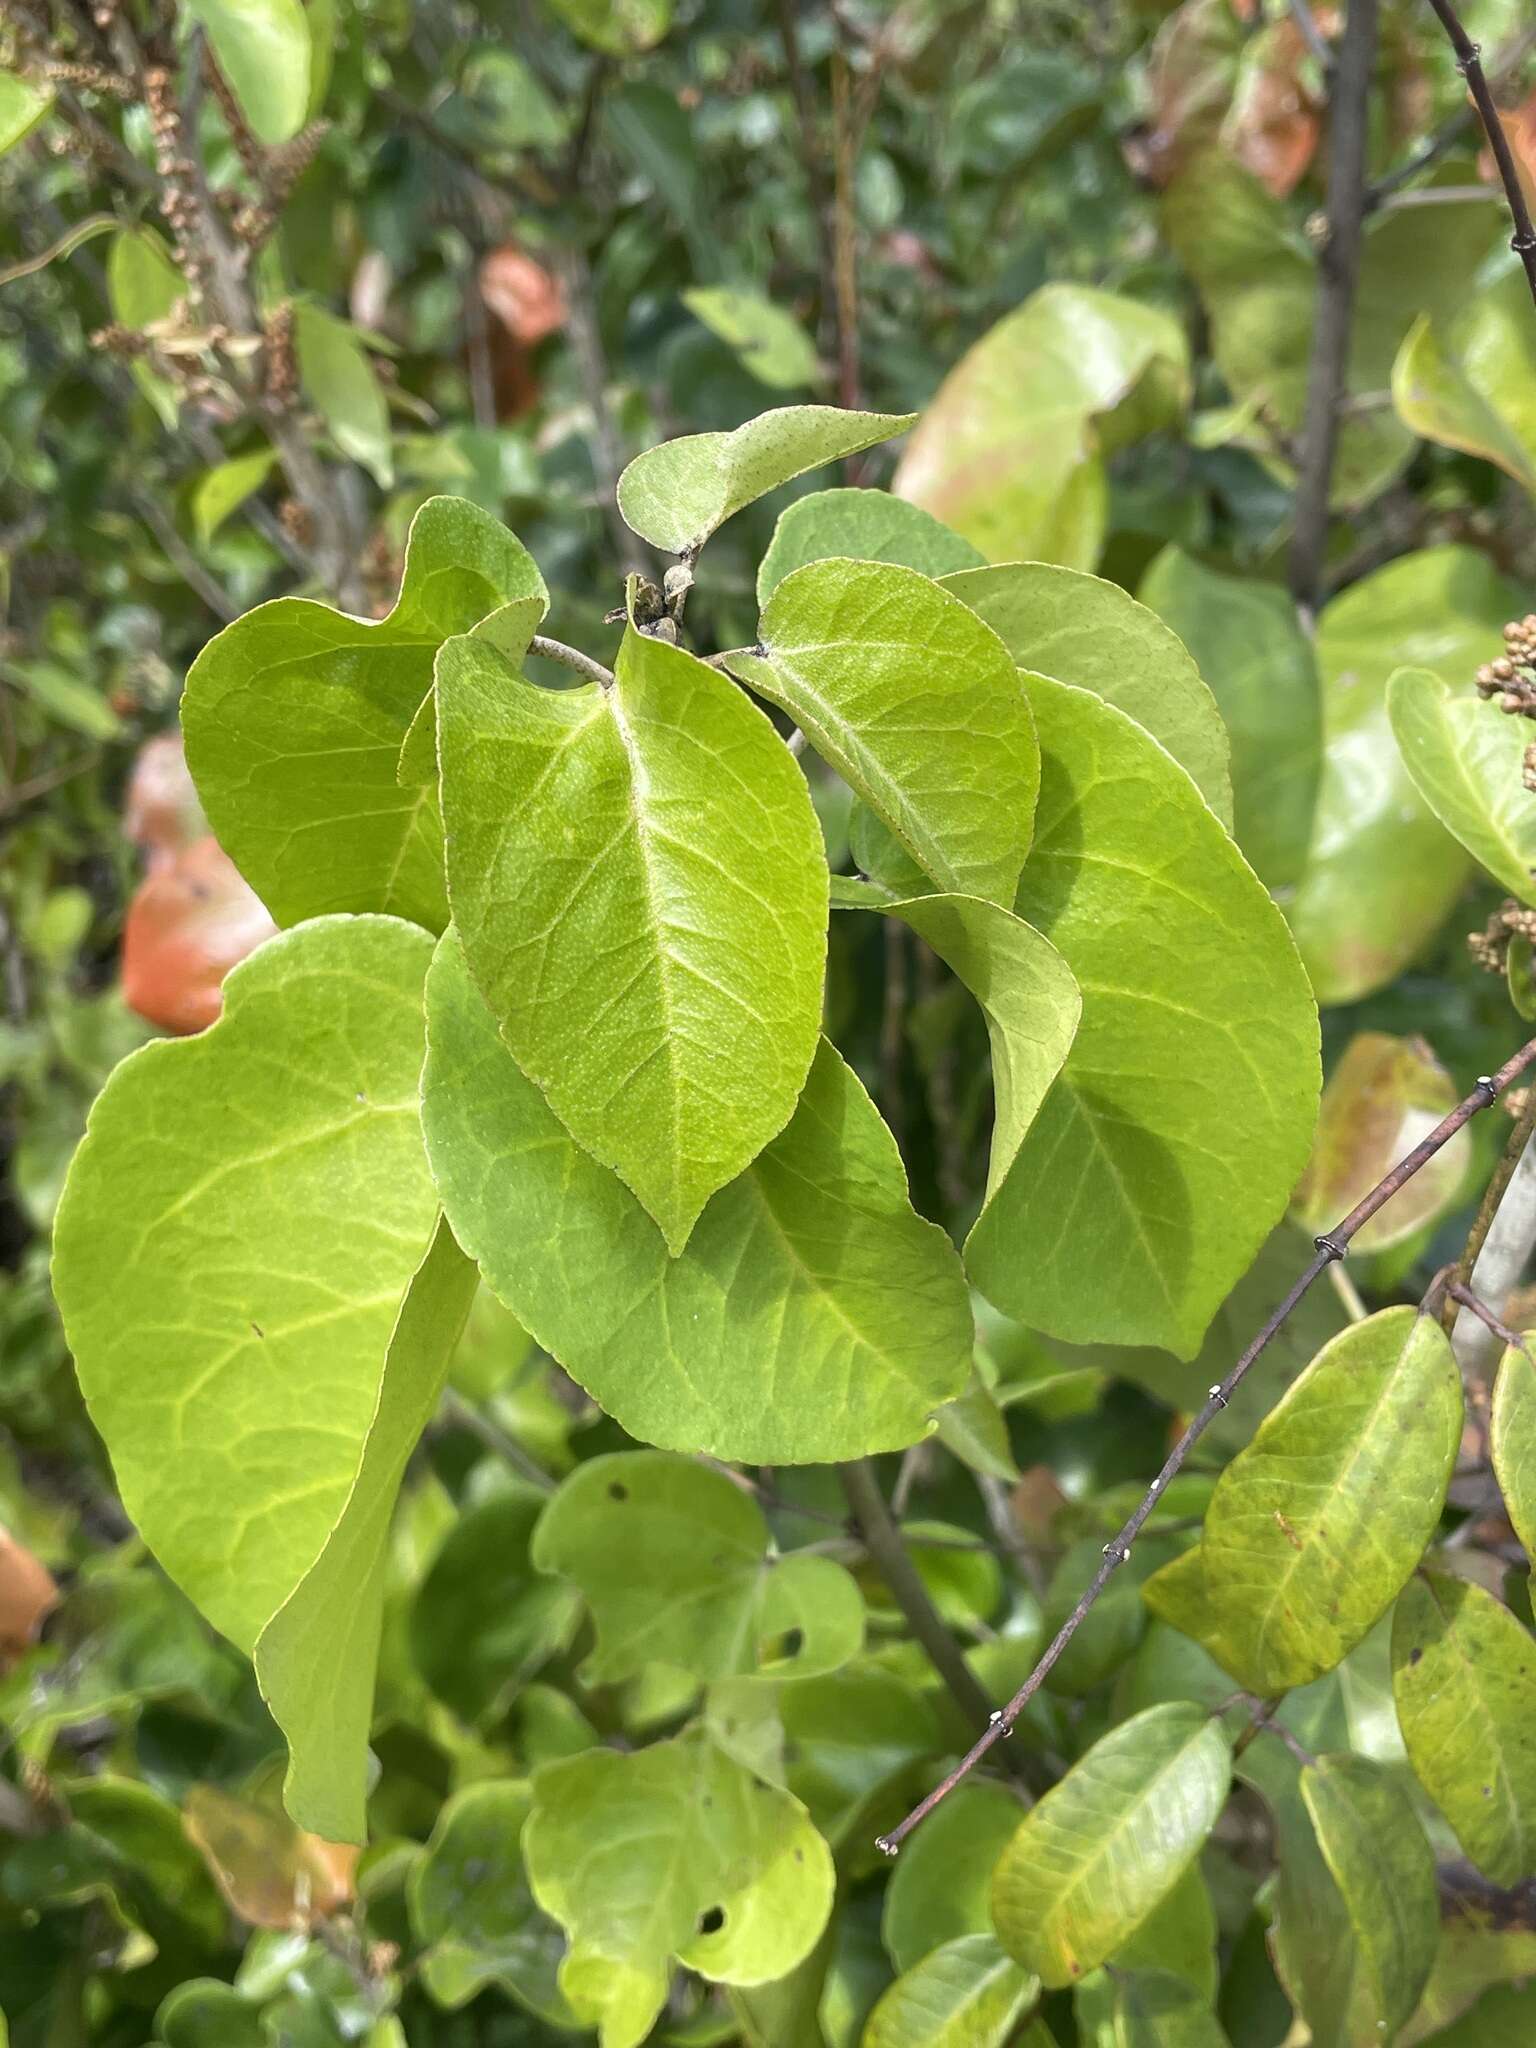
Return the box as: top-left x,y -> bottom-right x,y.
829,882 -> 1081,1275
437,619 -> 827,1253
192,448 -> 278,546
52,917 -> 439,1728
185,0 -> 310,144
544,0 -> 672,56
1288,546 -> 1523,1005
254,1216 -> 477,1841
410,1489 -> 581,1723
892,283 -> 1189,567
292,304 -> 392,486
408,1781 -> 575,2022
683,287 -> 820,390
939,561 -> 1233,827
1510,934 -> 1536,1021
1291,1031 -> 1472,1256
617,406 -> 916,556
1393,267 -> 1536,493
757,489 -> 985,602
1076,1971 -> 1231,2048
183,495 -> 546,929
1392,1571 -> 1536,1886
1138,547 -> 1320,892
1198,1307 -> 1462,1693
729,560 -> 1038,905
968,673 -> 1319,1357
861,1934 -> 1039,2048
1492,1340 -> 1536,1566
107,226 -> 184,429
1389,667 -> 1536,905
0,71 -> 51,154
531,1451 -> 863,1685
781,1668 -> 942,1849
524,1728 -> 835,2048
1,658 -> 121,740
1300,1755 -> 1438,2040
421,931 -> 972,1461
990,1702 -> 1231,1988
880,1780 -> 1026,1973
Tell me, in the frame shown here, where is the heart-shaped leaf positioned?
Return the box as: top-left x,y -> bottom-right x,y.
184,497 -> 546,931
438,619 -> 827,1253
421,931 -> 972,1462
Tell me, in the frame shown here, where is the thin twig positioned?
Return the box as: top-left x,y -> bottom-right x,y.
1289,0 -> 1335,73
874,1037 -> 1536,1855
529,634 -> 615,688
1425,0 -> 1536,309
1289,0 -> 1379,616
438,1389 -> 556,1493
1367,22 -> 1536,207
1448,1282 -> 1529,1352
128,486 -> 237,622
838,1458 -> 998,1732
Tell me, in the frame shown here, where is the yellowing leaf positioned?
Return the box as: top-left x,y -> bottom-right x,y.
1291,1030 -> 1472,1255
863,1934 -> 1038,2048
438,621 -> 827,1254
894,284 -> 1190,567
991,1702 -> 1231,1988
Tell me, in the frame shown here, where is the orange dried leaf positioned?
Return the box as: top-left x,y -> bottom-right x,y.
478,245 -> 566,346
0,1526 -> 59,1670
183,1783 -> 358,1929
120,834 -> 276,1036
123,732 -> 206,867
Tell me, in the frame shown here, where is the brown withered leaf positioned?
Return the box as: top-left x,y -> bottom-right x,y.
478,245 -> 566,345
0,1526 -> 59,1671
1487,93 -> 1536,215
183,1782 -> 358,1929
1220,18 -> 1322,197
123,732 -> 207,867
1291,1030 -> 1472,1254
120,833 -> 277,1036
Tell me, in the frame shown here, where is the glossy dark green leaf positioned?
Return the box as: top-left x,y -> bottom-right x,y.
1392,1571 -> 1536,1886
758,489 -> 984,601
1200,1307 -> 1462,1693
730,559 -> 1038,906
1300,1755 -> 1439,2040
939,561 -> 1233,826
531,1451 -> 863,1684
184,497 -> 546,929
1139,546 -> 1320,891
421,931 -> 972,1461
438,618 -> 827,1252
991,1702 -> 1231,1987
970,674 -> 1319,1356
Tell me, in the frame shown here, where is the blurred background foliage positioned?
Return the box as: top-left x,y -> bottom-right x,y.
6,0 -> 1536,2041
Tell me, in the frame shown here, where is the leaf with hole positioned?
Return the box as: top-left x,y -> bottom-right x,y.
1392,1571 -> 1536,1887
1139,546 -> 1320,891
531,1452 -> 863,1685
421,930 -> 972,1462
991,1701 -> 1231,1988
968,673 -> 1319,1356
862,1934 -> 1039,2048
729,559 -> 1038,905
184,496 -> 546,930
1198,1307 -> 1463,1693
757,489 -> 984,601
1389,667 -> 1536,906
437,617 -> 827,1253
617,406 -> 915,555
940,561 -> 1232,827
524,1728 -> 834,2048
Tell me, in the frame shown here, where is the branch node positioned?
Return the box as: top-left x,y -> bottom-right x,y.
1207,1384 -> 1229,1407
874,1835 -> 899,1858
1476,1074 -> 1499,1102
1313,1233 -> 1348,1261
1102,1541 -> 1132,1562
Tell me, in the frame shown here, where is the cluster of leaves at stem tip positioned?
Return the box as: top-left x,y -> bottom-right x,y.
35,365 -> 1501,2048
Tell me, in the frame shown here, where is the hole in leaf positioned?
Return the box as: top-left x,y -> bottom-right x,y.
1409,1646 -> 1423,1665
608,1482 -> 628,1501
697,1906 -> 725,1935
